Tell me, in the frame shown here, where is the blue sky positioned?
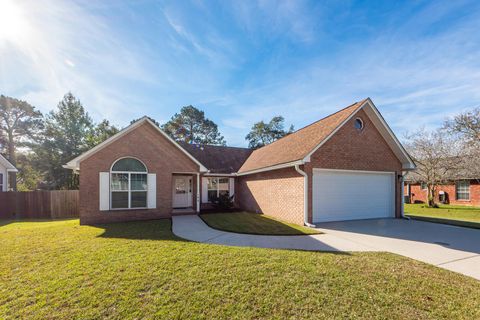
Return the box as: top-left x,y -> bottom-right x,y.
1,0 -> 480,147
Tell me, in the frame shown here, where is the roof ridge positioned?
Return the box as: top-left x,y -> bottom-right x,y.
250,98 -> 368,154
292,98 -> 368,134
181,143 -> 252,151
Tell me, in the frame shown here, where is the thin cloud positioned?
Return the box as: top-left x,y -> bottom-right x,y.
1,0 -> 480,147
0,0 -> 157,123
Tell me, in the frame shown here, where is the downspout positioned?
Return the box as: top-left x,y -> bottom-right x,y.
294,164 -> 316,228
400,171 -> 410,220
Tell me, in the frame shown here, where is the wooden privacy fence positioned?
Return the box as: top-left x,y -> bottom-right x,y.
0,190 -> 79,219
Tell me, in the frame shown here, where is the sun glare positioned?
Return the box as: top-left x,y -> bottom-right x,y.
0,0 -> 31,43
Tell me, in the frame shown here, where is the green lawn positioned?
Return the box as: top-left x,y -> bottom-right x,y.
405,203 -> 480,228
200,212 -> 320,235
1,219 -> 480,319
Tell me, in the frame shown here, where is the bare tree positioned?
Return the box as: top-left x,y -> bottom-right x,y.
444,106 -> 480,144
405,128 -> 464,207
444,106 -> 480,178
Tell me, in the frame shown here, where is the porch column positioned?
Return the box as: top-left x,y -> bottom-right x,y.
196,173 -> 200,213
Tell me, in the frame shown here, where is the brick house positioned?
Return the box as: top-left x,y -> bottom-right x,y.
404,180 -> 480,206
65,98 -> 415,225
0,154 -> 17,192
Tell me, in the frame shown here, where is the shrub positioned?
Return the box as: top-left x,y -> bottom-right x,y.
211,191 -> 235,210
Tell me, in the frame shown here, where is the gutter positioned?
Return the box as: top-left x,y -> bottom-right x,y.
294,164 -> 316,228
237,160 -> 304,176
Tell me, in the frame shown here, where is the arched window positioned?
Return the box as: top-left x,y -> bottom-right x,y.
110,157 -> 148,209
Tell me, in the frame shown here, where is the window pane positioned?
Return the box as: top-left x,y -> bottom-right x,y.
208,190 -> 217,202
131,192 -> 147,208
208,178 -> 217,190
112,192 -> 129,208
112,158 -> 146,172
175,178 -> 187,194
218,179 -> 229,191
131,174 -> 147,191
457,193 -> 469,200
456,181 -> 470,200
111,173 -> 128,191
0,173 -> 3,192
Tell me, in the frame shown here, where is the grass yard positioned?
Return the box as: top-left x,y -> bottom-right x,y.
1,219 -> 480,319
405,203 -> 480,228
200,212 -> 320,235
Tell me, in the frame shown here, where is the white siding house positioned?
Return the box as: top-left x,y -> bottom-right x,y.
0,154 -> 18,192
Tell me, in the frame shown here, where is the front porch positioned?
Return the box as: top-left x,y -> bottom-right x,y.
172,207 -> 197,216
172,173 -> 200,214
171,173 -> 237,216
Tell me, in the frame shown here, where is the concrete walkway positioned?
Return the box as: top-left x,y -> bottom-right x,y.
172,215 -> 480,280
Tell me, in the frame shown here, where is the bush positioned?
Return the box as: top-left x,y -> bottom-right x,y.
211,191 -> 235,210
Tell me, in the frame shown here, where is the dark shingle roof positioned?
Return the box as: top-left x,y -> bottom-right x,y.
180,143 -> 253,174
238,99 -> 367,173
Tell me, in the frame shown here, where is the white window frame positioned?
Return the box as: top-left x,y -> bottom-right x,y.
110,157 -> 148,210
207,177 -> 229,202
456,180 -> 470,201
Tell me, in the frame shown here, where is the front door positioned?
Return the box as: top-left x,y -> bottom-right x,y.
173,176 -> 193,208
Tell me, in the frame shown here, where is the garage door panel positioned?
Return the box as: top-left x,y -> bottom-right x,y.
313,170 -> 394,223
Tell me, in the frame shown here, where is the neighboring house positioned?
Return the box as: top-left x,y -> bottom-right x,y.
64,98 -> 415,225
404,179 -> 480,206
0,154 -> 18,192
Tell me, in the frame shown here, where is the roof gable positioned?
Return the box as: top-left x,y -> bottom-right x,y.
0,154 -> 17,172
238,98 -> 415,174
64,117 -> 208,172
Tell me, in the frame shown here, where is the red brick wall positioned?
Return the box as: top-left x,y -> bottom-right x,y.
305,109 -> 403,222
79,122 -> 200,224
405,181 -> 480,206
236,167 -> 305,225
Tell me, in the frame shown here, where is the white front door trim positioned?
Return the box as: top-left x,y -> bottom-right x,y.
173,176 -> 193,208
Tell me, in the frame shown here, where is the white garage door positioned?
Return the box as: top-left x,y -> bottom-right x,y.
312,169 -> 395,223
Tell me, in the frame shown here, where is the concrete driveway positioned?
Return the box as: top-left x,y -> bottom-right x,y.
315,218 -> 480,280
172,216 -> 480,280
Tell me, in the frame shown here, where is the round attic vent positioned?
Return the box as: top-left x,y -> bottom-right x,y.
354,118 -> 364,130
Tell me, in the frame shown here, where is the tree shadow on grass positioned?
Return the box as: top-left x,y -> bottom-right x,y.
434,207 -> 479,212
200,212 -> 321,236
0,218 -> 78,227
0,220 -> 14,227
96,218 -> 188,241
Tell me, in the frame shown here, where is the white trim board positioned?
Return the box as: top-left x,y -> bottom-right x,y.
0,154 -> 17,172
312,168 -> 396,175
64,117 -> 208,172
236,160 -> 304,176
204,173 -> 236,177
